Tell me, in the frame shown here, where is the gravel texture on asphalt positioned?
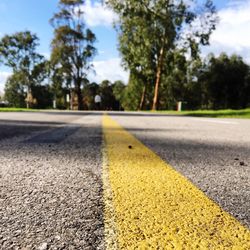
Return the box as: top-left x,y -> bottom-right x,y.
0,113 -> 104,250
110,113 -> 250,229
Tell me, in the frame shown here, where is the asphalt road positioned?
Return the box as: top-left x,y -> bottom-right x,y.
0,112 -> 104,249
0,111 -> 249,249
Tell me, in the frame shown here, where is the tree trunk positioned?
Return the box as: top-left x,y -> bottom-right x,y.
138,84 -> 146,111
76,78 -> 83,110
152,46 -> 165,111
26,87 -> 32,109
26,97 -> 29,109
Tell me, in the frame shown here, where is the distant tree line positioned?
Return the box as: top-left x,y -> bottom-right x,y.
0,0 -> 250,111
121,52 -> 250,110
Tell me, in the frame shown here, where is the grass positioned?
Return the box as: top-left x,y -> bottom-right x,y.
1,107 -> 250,119
0,107 -> 40,112
153,108 -> 250,119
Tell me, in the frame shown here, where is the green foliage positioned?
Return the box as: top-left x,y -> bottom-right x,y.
99,80 -> 117,110
81,80 -> 126,111
49,62 -> 70,109
197,53 -> 250,110
0,31 -> 48,108
4,73 -> 26,108
32,85 -> 54,109
121,73 -> 144,111
50,0 -> 96,110
159,51 -> 188,110
4,71 -> 53,109
0,31 -> 41,71
82,82 -> 99,110
0,31 -> 46,88
120,52 -> 250,111
107,0 -> 218,110
113,80 -> 126,109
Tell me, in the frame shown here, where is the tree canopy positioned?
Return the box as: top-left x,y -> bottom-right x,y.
0,31 -> 47,108
107,0 -> 218,110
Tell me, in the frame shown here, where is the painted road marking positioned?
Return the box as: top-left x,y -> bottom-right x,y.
193,118 -> 239,125
102,115 -> 250,249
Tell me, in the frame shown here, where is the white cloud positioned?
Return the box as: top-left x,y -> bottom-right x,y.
204,0 -> 250,63
0,72 -> 11,92
89,58 -> 129,83
41,52 -> 50,60
82,0 -> 118,27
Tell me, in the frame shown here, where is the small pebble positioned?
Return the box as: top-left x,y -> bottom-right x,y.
128,145 -> 132,149
55,235 -> 61,241
38,242 -> 48,250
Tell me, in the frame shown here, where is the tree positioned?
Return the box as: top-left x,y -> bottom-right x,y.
99,80 -> 117,110
121,73 -> 146,111
49,62 -> 72,109
198,53 -> 250,109
0,31 -> 47,108
107,0 -> 217,110
106,0 -> 157,110
4,72 -> 26,108
32,84 -> 54,109
159,50 -> 188,110
82,81 -> 100,110
244,73 -> 250,108
50,0 -> 96,110
113,80 -> 126,110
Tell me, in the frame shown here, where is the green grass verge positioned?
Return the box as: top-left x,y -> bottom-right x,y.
0,108 -> 40,112
1,107 -> 250,118
152,108 -> 250,119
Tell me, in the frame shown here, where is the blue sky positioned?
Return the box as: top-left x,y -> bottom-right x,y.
1,0 -> 250,92
0,0 -> 119,60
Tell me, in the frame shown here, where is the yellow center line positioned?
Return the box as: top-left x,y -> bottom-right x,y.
102,115 -> 250,249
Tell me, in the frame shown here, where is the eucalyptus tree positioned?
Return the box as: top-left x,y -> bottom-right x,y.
50,0 -> 96,110
0,31 -> 46,108
106,0 -> 157,110
199,53 -> 250,109
107,0 -> 217,110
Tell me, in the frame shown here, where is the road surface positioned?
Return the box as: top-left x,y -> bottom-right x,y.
0,111 -> 249,249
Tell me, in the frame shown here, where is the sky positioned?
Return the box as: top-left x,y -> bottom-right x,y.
0,0 -> 250,92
